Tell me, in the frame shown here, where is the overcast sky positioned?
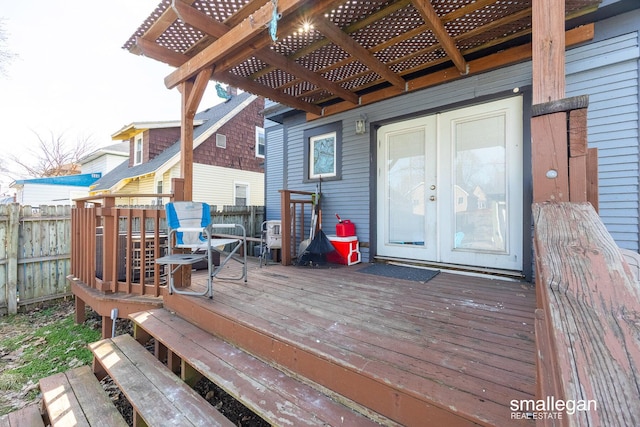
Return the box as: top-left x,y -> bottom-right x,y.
0,0 -> 224,191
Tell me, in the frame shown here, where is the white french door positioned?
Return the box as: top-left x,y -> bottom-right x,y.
377,96 -> 523,271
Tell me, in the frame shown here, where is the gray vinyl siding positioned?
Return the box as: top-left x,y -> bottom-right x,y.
566,25 -> 640,250
265,123 -> 284,220
270,7 -> 640,261
281,63 -> 533,263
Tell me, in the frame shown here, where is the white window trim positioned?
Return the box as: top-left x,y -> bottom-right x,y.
309,131 -> 337,179
134,134 -> 143,166
216,133 -> 227,149
255,126 -> 265,158
234,181 -> 250,206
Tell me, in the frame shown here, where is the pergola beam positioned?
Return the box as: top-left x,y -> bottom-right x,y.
165,0 -> 311,90
135,36 -> 322,115
314,16 -> 406,90
411,0 -> 468,74
172,0 -> 358,104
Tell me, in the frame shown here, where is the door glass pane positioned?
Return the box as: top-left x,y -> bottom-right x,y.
453,115 -> 507,253
387,129 -> 425,246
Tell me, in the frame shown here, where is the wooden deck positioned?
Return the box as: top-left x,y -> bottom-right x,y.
164,259 -> 537,426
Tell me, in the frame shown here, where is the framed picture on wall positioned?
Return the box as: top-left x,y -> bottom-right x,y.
303,121 -> 342,182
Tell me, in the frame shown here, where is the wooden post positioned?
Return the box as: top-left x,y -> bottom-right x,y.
568,108 -> 588,202
532,0 -> 565,104
171,178 -> 185,202
531,0 -> 568,203
531,96 -> 594,204
531,112 -> 569,203
587,148 -> 599,212
180,80 -> 195,201
178,68 -> 212,201
280,190 -> 292,266
102,197 -> 116,292
7,204 -> 19,314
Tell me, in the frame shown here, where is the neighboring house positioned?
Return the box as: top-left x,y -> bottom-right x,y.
10,173 -> 102,206
91,91 -> 265,207
79,141 -> 130,176
263,2 -> 640,280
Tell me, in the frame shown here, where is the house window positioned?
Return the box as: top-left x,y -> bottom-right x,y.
134,135 -> 143,165
303,121 -> 342,182
235,183 -> 249,206
216,134 -> 227,149
256,127 -> 265,158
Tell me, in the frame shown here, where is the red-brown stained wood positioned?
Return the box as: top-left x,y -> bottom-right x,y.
534,202 -> 640,426
164,262 -> 537,426
586,147 -> 599,212
568,108 -> 588,202
131,309 -> 380,426
90,334 -> 234,426
531,113 -> 569,203
532,0 -> 565,104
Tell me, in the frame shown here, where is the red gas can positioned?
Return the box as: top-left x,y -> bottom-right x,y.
336,220 -> 356,237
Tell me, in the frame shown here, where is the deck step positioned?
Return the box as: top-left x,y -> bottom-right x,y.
39,365 -> 127,427
131,308 -> 381,426
0,404 -> 44,427
90,334 -> 234,427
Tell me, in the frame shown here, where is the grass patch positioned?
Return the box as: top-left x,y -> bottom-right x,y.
9,316 -> 99,378
0,303 -> 101,415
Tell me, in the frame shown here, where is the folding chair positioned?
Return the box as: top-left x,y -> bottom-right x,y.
155,201 -> 247,298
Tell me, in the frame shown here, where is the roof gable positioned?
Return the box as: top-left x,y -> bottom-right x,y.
91,92 -> 257,192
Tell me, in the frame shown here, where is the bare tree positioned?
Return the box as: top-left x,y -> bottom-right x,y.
9,131 -> 96,178
0,18 -> 15,76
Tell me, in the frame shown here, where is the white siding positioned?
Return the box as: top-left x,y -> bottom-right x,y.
82,155 -> 128,175
192,163 -> 264,208
16,184 -> 90,206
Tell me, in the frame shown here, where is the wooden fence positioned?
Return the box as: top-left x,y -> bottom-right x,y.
0,204 -> 72,315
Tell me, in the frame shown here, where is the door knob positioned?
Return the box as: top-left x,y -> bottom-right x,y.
429,195 -> 436,201
430,185 -> 436,190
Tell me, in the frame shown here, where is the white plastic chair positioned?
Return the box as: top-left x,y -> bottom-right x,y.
155,201 -> 247,298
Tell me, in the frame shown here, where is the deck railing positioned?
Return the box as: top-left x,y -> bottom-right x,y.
533,202 -> 640,425
279,189 -> 316,265
71,194 -> 172,298
70,185 -> 265,298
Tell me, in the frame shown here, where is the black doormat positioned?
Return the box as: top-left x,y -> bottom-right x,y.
357,263 -> 440,283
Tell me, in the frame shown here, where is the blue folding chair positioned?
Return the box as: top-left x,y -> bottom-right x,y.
155,201 -> 247,298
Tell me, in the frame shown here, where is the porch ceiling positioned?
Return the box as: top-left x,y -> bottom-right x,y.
124,0 -> 600,118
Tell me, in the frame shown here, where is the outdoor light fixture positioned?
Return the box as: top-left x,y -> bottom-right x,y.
355,115 -> 367,135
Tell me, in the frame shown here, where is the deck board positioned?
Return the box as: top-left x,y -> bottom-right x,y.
167,261 -> 536,426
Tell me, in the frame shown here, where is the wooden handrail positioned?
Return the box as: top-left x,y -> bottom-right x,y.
533,202 -> 640,425
70,193 -> 173,297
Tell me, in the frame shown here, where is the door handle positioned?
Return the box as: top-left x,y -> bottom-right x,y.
429,195 -> 436,201
430,185 -> 436,190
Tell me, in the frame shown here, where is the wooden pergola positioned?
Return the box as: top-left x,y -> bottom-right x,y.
55,3 -> 640,424
123,0 -> 601,201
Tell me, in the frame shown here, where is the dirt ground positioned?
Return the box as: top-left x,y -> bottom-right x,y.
0,300 -> 268,426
